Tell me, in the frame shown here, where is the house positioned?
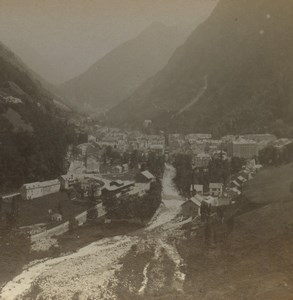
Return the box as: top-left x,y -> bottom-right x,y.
143,120 -> 152,128
21,179 -> 61,200
193,153 -> 211,168
209,183 -> 223,197
230,180 -> 240,188
203,196 -> 231,207
88,135 -> 97,143
190,184 -> 204,196
181,196 -> 202,218
51,213 -> 63,222
228,187 -> 241,196
149,144 -> 165,155
237,175 -> 247,184
59,174 -> 78,190
77,143 -> 91,156
102,180 -> 135,198
227,139 -> 258,159
86,155 -> 100,173
136,170 -> 155,183
122,163 -> 129,172
80,178 -> 103,198
112,165 -> 123,174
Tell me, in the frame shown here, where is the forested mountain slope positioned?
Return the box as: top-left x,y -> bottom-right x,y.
107,0 -> 293,137
59,23 -> 185,114
0,42 -> 75,192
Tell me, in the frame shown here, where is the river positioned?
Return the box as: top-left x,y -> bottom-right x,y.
0,164 -> 185,300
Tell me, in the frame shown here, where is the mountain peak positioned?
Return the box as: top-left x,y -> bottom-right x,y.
106,0 -> 293,137
59,23 -> 185,115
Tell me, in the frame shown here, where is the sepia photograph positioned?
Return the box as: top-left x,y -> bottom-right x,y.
0,0 -> 293,299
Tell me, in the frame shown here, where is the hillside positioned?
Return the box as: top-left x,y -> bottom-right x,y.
176,162 -> 293,300
59,23 -> 186,114
1,38 -> 59,85
243,162 -> 293,204
107,0 -> 293,137
0,41 -> 75,192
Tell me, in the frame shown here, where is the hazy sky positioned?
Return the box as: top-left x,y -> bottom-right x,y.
0,0 -> 217,84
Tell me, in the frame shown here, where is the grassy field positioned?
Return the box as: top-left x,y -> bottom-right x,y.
17,192 -> 87,227
243,162 -> 293,204
171,163 -> 293,300
0,229 -> 30,289
176,199 -> 293,300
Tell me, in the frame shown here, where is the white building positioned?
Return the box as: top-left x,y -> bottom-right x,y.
190,184 -> 204,195
227,139 -> 258,159
59,174 -> 78,190
21,179 -> 61,200
209,183 -> 223,197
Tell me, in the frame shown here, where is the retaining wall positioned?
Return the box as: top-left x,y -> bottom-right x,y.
30,204 -> 105,243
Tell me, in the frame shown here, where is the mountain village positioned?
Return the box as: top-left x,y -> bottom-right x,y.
1,119 -> 291,249
1,0 -> 293,299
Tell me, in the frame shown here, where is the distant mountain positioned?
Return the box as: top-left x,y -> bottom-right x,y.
1,38 -> 62,85
107,0 -> 293,137
59,22 -> 186,114
0,41 -> 74,192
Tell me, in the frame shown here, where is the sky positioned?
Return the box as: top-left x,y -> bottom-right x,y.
0,0 -> 217,84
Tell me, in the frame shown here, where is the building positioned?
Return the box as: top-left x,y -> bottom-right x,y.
50,213 -> 63,222
122,163 -> 129,172
227,139 -> 258,159
86,155 -> 100,173
203,196 -> 231,207
212,150 -> 228,161
242,134 -> 277,144
88,135 -> 97,143
21,180 -> 61,200
97,138 -> 118,149
77,143 -> 91,156
143,120 -> 152,128
112,165 -> 123,174
209,183 -> 223,197
273,138 -> 293,150
193,153 -> 211,168
80,178 -> 103,198
181,196 -> 202,218
186,133 -> 212,141
136,170 -> 155,183
190,184 -> 204,196
149,144 -> 165,155
59,174 -> 78,190
102,180 -> 135,199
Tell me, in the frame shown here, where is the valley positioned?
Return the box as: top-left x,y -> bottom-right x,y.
1,1 -> 293,299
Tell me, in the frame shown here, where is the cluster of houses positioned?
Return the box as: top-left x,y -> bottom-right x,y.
168,133 -> 292,169
88,127 -> 166,156
0,167 -> 157,227
181,159 -> 263,219
1,168 -> 156,205
101,170 -> 156,199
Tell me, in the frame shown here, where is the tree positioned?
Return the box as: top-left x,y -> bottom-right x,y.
87,207 -> 98,222
173,154 -> 193,195
130,150 -> 140,169
259,146 -> 279,166
208,157 -> 230,185
231,157 -> 246,174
